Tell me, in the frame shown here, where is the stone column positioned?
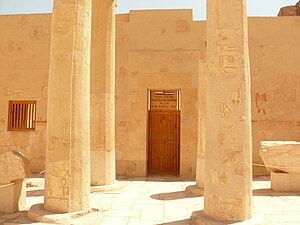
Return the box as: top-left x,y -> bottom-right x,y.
90,0 -> 116,186
196,60 -> 207,189
204,0 -> 252,221
44,0 -> 91,213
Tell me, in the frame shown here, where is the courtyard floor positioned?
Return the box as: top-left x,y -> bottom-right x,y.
0,175 -> 300,225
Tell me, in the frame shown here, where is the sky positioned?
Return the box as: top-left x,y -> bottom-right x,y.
0,0 -> 299,20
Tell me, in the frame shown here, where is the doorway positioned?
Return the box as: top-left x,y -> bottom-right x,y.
147,90 -> 180,174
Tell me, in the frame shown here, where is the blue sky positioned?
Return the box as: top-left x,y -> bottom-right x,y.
0,0 -> 298,20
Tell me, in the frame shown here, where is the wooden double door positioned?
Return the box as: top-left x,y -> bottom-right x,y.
148,110 -> 180,174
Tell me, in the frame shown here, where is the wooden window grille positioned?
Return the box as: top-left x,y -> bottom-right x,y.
8,100 -> 36,131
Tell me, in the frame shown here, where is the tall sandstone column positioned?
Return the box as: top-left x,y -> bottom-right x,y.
90,0 -> 116,186
204,0 -> 252,221
45,0 -> 91,212
196,60 -> 207,189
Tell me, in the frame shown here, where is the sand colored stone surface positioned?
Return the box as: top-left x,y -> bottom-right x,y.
195,60 -> 207,189
259,141 -> 300,174
271,172 -> 300,192
0,180 -> 26,214
0,150 -> 30,184
0,176 -> 299,225
203,0 -> 252,221
44,0 -> 91,213
0,11 -> 300,177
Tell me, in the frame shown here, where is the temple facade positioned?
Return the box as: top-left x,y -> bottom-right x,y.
0,9 -> 299,178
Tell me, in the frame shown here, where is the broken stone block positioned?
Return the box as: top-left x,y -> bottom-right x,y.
296,1 -> 300,15
278,6 -> 297,16
0,180 -> 26,213
0,150 -> 30,184
259,141 -> 300,174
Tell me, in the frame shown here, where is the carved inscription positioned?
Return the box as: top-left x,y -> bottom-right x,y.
47,160 -> 69,200
218,126 -> 243,166
54,8 -> 73,35
60,178 -> 69,196
221,44 -> 238,73
231,83 -> 244,104
255,93 -> 267,114
210,170 -> 228,186
49,136 -> 70,151
218,103 -> 231,117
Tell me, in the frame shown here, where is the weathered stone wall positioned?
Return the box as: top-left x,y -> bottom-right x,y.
248,17 -> 300,175
116,10 -> 206,176
0,14 -> 51,172
0,11 -> 299,176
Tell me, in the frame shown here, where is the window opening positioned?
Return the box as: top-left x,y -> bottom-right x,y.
8,100 -> 36,131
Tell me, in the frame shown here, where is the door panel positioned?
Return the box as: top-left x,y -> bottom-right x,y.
148,111 -> 180,174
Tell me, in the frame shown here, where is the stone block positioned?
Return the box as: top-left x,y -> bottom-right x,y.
271,172 -> 300,192
0,180 -> 26,213
259,141 -> 300,174
0,150 -> 30,184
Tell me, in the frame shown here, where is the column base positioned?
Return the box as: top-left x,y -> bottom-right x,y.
190,211 -> 265,225
91,181 -> 125,192
27,203 -> 103,224
185,185 -> 204,196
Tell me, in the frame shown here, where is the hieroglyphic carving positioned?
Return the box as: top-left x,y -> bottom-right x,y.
210,170 -> 228,186
221,43 -> 239,73
49,136 -> 70,152
176,19 -> 190,32
218,126 -> 243,166
1,88 -> 27,98
218,102 -> 231,117
7,40 -> 24,52
47,160 -> 69,199
53,7 -> 73,36
231,83 -> 244,104
60,178 -> 69,196
256,92 -> 267,114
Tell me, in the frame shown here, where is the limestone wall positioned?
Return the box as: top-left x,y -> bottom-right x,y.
248,17 -> 300,175
0,10 -> 299,176
116,10 -> 206,176
0,14 -> 51,172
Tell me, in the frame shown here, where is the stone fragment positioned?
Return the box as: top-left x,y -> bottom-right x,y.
259,141 -> 300,174
296,1 -> 300,15
278,6 -> 297,16
0,150 -> 30,184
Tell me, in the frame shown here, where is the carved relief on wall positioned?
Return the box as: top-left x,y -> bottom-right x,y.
255,92 -> 267,115
47,160 -> 70,200
53,8 -> 73,36
49,136 -> 70,152
217,102 -> 231,117
218,126 -> 243,167
221,43 -> 239,73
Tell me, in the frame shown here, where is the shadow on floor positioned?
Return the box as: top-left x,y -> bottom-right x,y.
253,175 -> 270,181
156,219 -> 190,225
27,189 -> 44,197
151,190 -> 198,200
253,188 -> 300,196
117,175 -> 195,182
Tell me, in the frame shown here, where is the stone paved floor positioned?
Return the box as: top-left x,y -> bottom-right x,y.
0,175 -> 300,225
